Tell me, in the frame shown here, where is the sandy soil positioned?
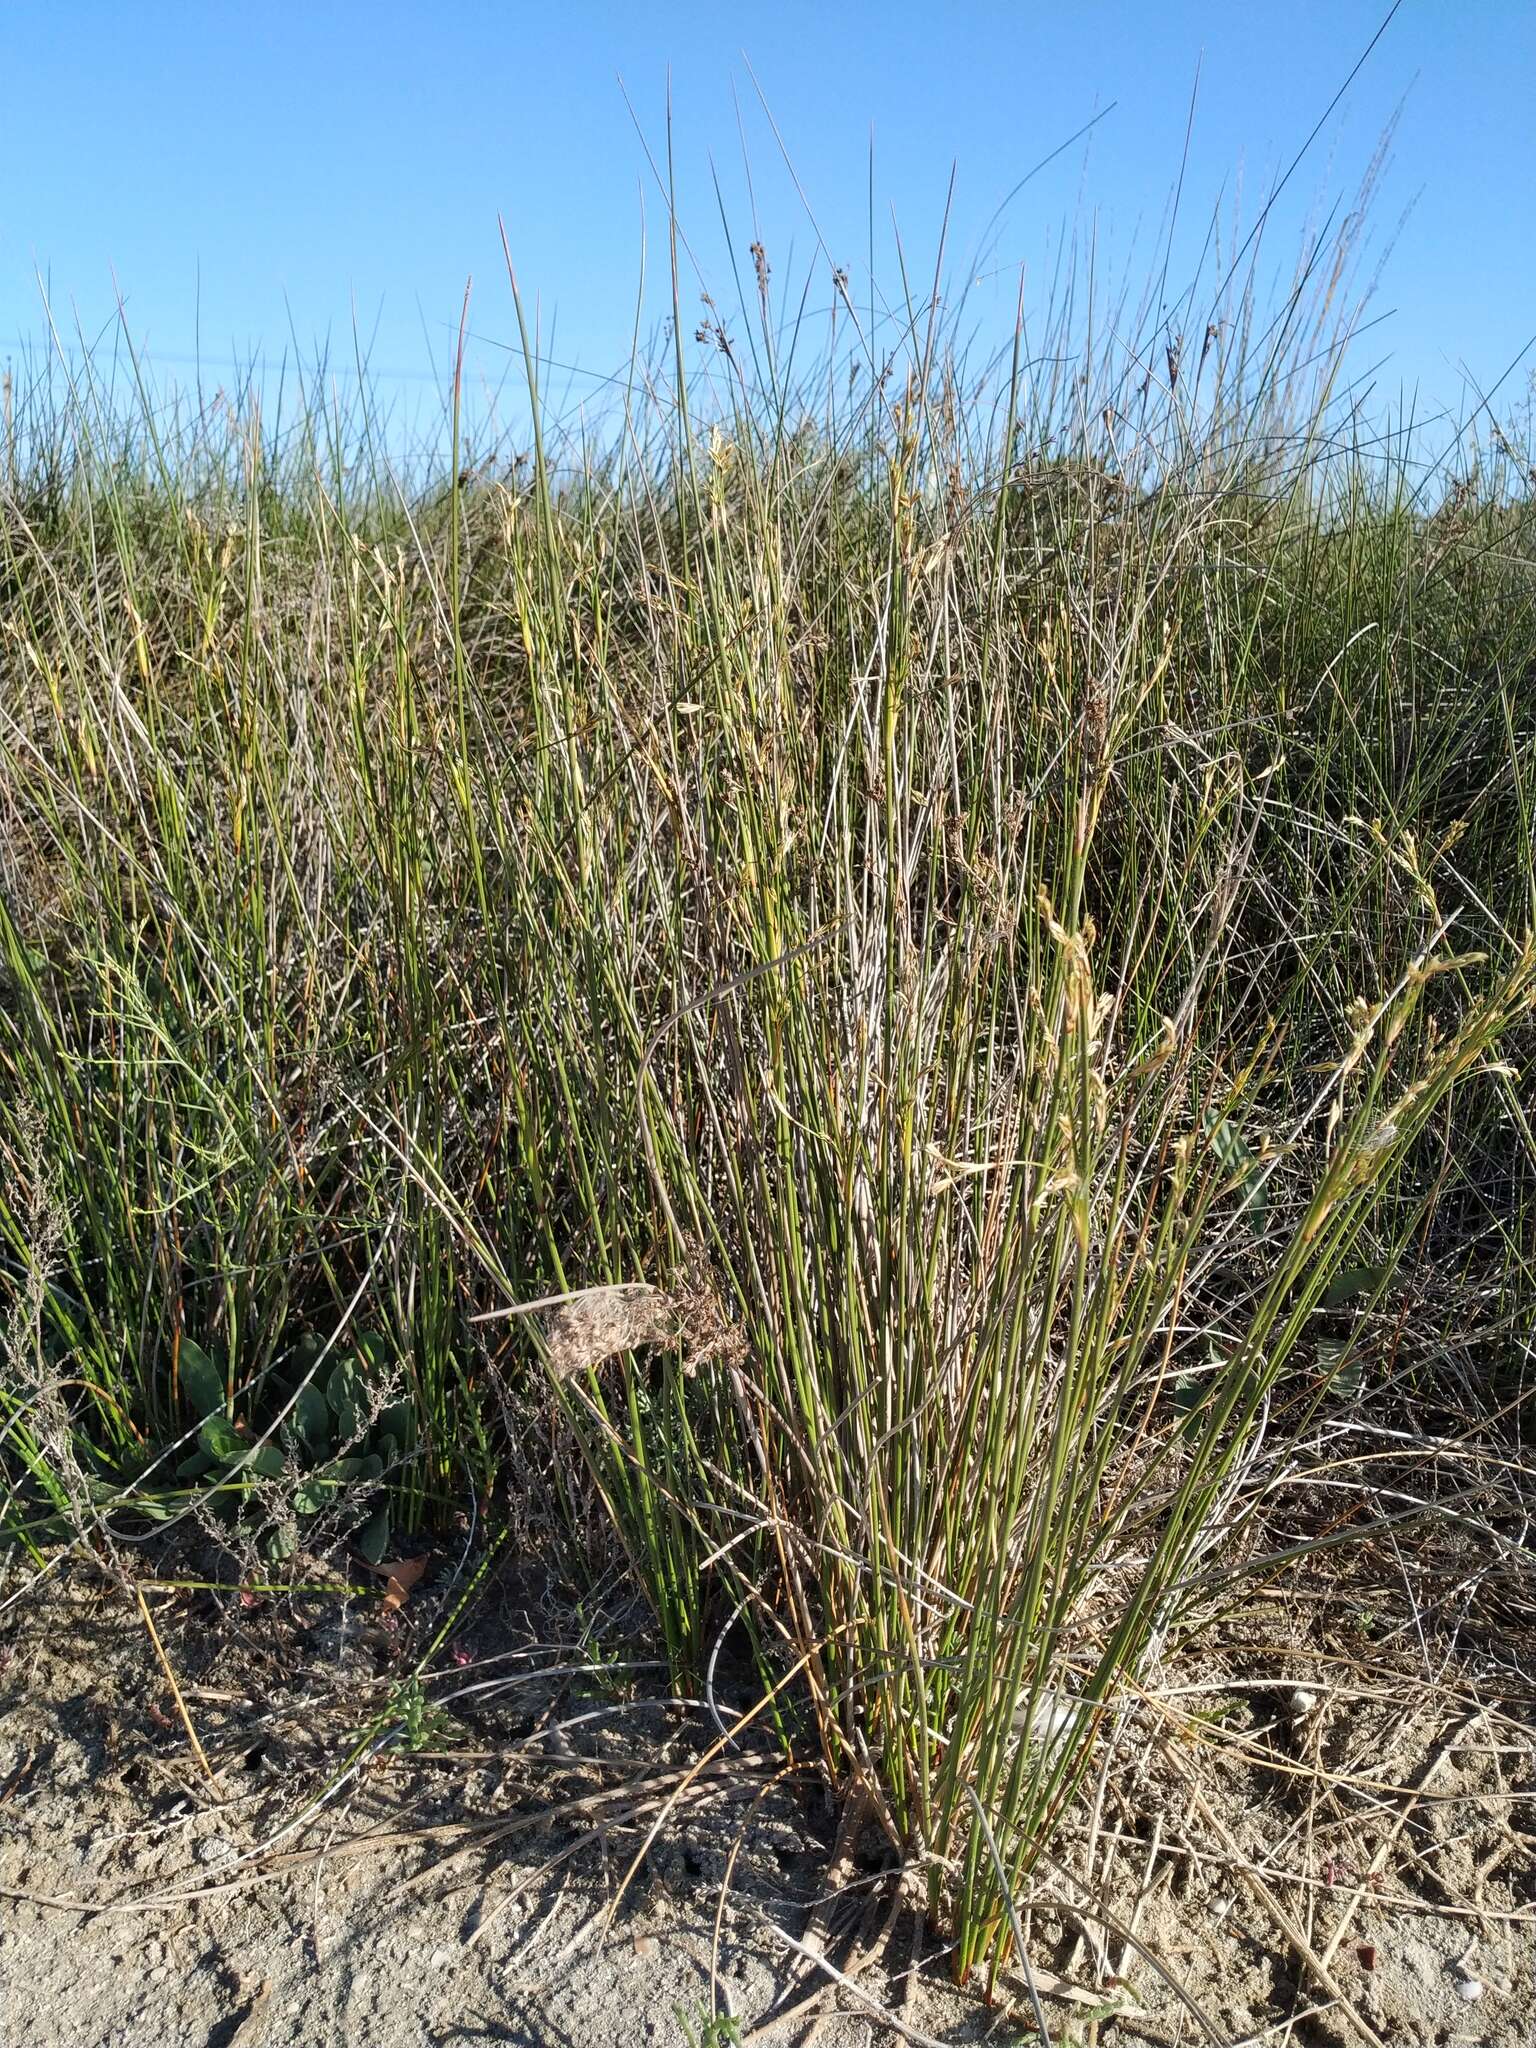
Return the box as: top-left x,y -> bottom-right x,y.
1,1558 -> 1532,2047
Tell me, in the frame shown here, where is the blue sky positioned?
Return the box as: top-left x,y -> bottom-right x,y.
3,2 -> 1532,458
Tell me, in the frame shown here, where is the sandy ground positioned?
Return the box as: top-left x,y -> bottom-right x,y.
2,1558 -> 1533,2047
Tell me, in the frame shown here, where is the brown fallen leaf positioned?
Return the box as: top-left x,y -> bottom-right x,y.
376,1555 -> 430,1610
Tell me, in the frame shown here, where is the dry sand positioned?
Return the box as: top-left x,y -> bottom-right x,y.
2,1559 -> 1532,2047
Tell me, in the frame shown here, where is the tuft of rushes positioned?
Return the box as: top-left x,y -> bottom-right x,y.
2,207 -> 1535,1983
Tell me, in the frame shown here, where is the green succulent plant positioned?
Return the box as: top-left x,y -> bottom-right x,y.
173,1332 -> 413,1563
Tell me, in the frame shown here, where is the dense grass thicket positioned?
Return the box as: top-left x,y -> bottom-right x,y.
3,230 -> 1535,1982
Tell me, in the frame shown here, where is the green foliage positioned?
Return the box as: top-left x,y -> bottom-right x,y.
157,1331 -> 410,1559
1199,1109 -> 1269,1227
674,2006 -> 744,2048
1,190 -> 1534,1991
379,1675 -> 458,1755
176,1338 -> 226,1422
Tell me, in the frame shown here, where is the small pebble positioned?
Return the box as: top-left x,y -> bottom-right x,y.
1287,1687 -> 1320,1718
429,1946 -> 451,1970
1455,1976 -> 1483,2003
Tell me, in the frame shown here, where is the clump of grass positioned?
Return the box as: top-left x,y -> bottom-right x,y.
2,182 -> 1534,1985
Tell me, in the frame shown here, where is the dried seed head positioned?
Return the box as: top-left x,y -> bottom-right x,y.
539,1271 -> 742,1383
543,1284 -> 677,1380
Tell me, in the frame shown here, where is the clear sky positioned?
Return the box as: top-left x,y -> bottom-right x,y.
3,2 -> 1532,460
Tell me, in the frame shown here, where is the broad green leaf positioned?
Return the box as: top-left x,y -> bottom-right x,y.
1321,1264 -> 1389,1311
377,1401 -> 414,1450
355,1332 -> 390,1373
314,1452 -> 382,1486
1317,1337 -> 1365,1400
198,1414 -> 243,1464
130,1493 -> 184,1523
327,1357 -> 363,1441
247,1442 -> 287,1480
178,1339 -> 226,1419
356,1506 -> 391,1566
1172,1371 -> 1203,1421
289,1331 -> 327,1378
291,1382 -> 330,1455
1200,1109 -> 1267,1226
